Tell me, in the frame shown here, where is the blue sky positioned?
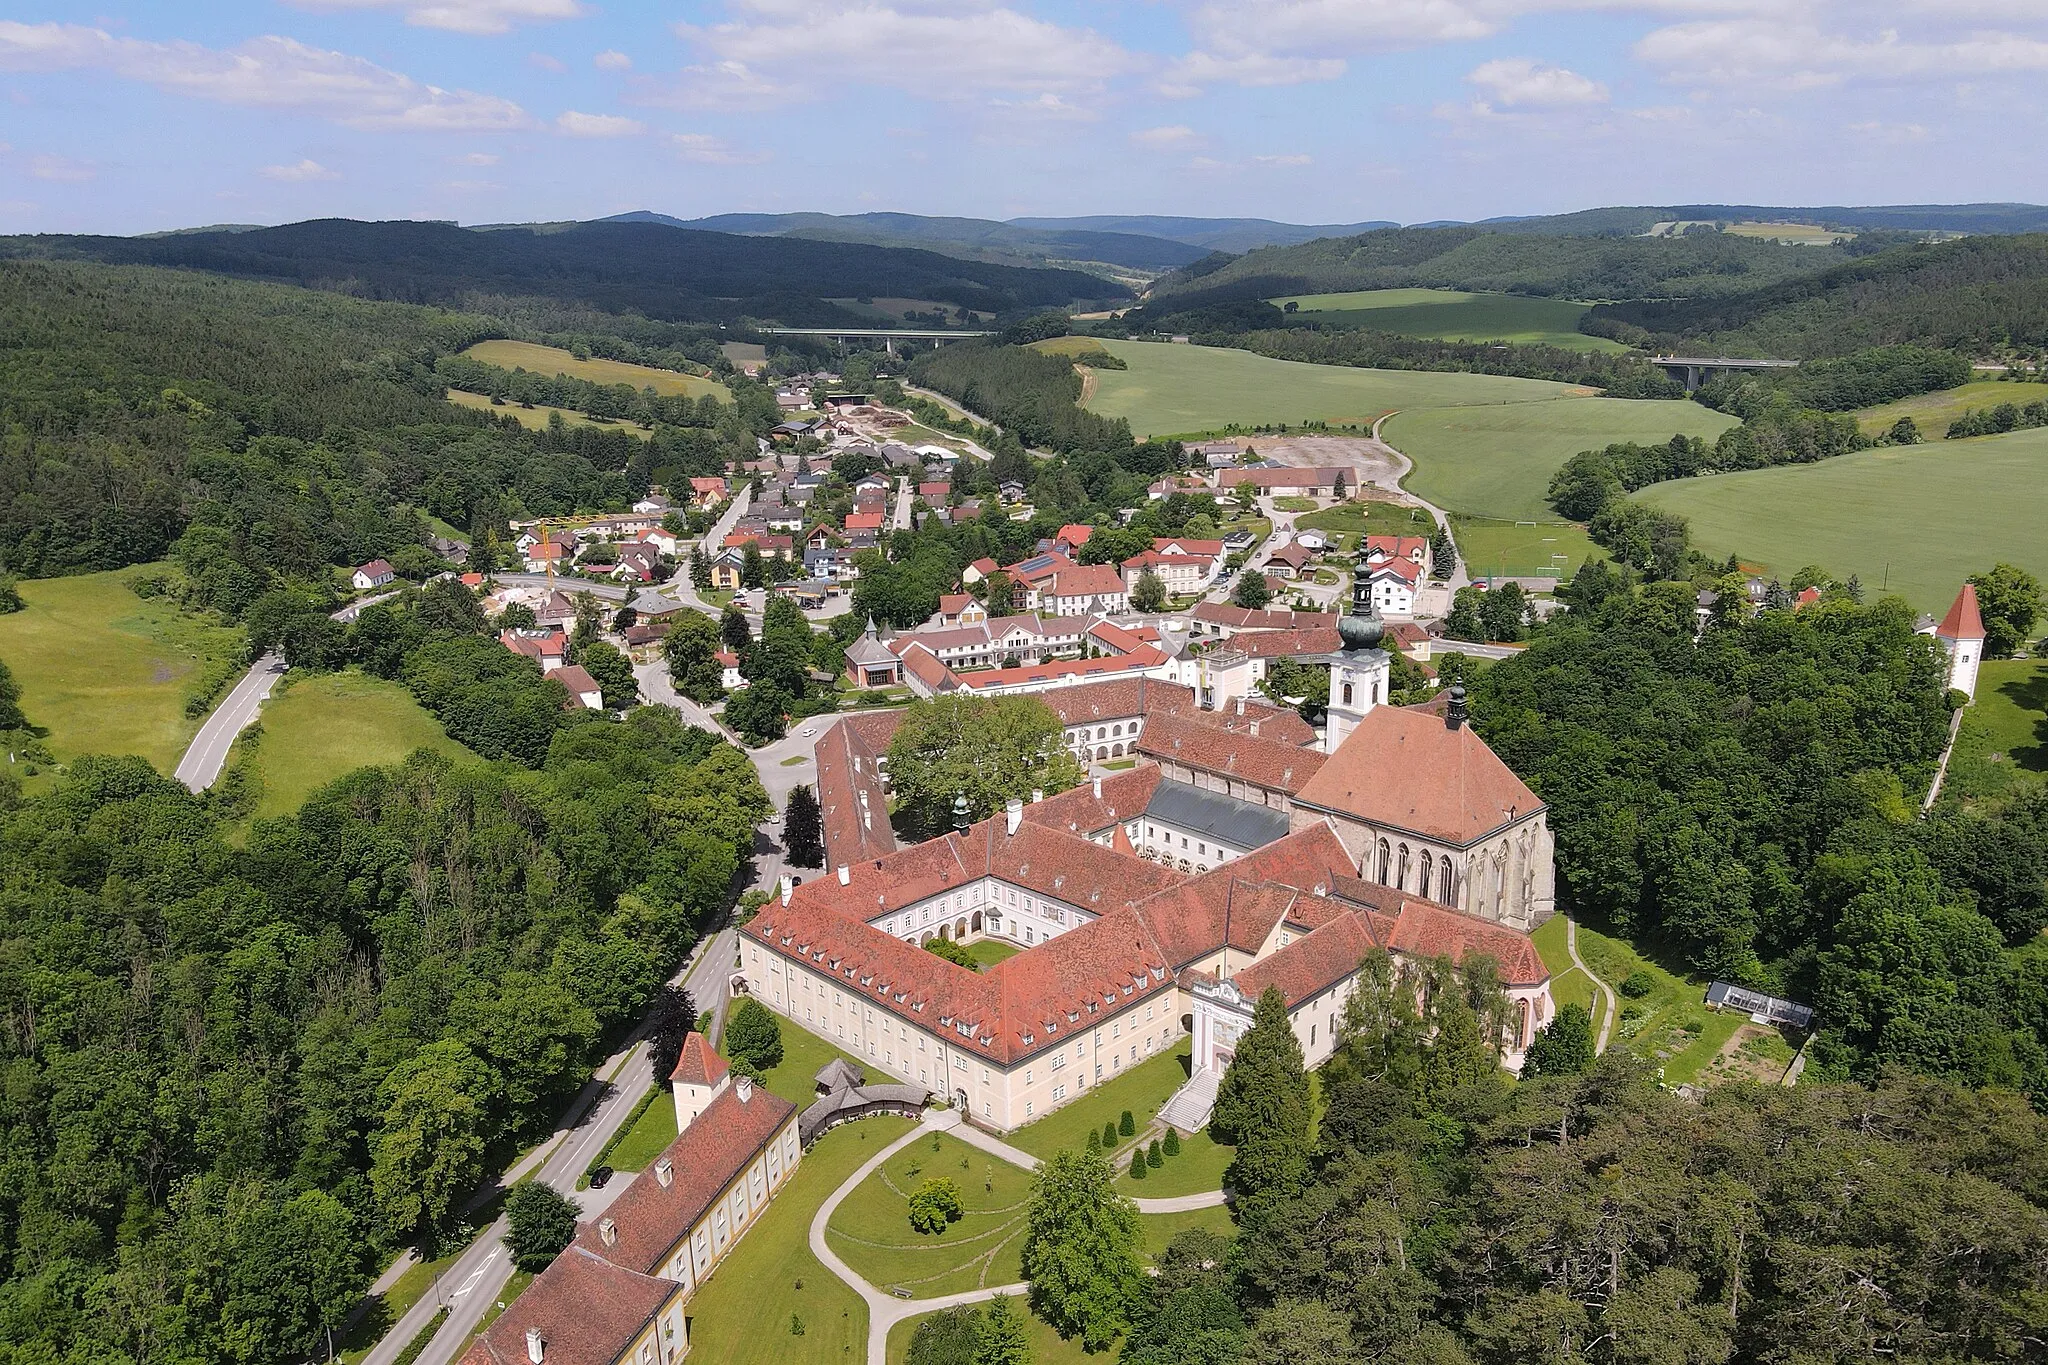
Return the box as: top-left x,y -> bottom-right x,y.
4,1 -> 2047,235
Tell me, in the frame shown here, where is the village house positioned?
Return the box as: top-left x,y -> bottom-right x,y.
1042,564 -> 1129,616
548,664 -> 604,710
1364,557 -> 1421,615
352,558 -> 396,591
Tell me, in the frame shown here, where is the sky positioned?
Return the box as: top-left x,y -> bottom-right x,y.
3,0 -> 2047,235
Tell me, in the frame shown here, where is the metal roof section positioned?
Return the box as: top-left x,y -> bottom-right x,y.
1142,780 -> 1293,852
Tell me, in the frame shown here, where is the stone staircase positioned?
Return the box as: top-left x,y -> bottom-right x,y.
1158,1066 -> 1221,1134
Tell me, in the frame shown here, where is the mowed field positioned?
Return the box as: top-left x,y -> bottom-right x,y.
0,569 -> 244,775
1267,288 -> 1626,352
446,387 -> 653,437
1084,339 -> 1581,439
461,339 -> 730,400
1636,426 -> 2048,614
1385,396 -> 1740,522
1451,515 -> 1600,581
223,670 -> 475,819
1852,379 -> 2038,438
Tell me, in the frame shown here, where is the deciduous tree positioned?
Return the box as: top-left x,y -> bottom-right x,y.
505,1182 -> 580,1272
1022,1147 -> 1145,1350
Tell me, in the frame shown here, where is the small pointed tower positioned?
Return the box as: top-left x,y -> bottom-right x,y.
1935,583 -> 1987,699
1324,546 -> 1392,755
670,1032 -> 732,1135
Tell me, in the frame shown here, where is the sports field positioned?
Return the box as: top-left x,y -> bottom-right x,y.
1268,288 -> 1625,352
0,569 -> 244,776
1636,426 -> 2048,614
1084,339 -> 1581,439
1385,396 -> 1739,522
445,387 -> 653,437
461,339 -> 730,400
1451,515 -> 1599,581
222,670 -> 475,819
1852,379 -> 2039,438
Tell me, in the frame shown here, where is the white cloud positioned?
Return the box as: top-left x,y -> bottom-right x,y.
593,49 -> 632,70
286,0 -> 586,36
1634,18 -> 2048,87
1156,50 -> 1345,97
556,109 -> 644,136
529,51 -> 566,71
260,157 -> 341,180
1130,124 -> 1199,148
1254,152 -> 1314,165
988,92 -> 1098,121
1466,57 -> 1609,106
0,22 -> 530,131
30,154 -> 93,182
668,132 -> 770,164
455,151 -> 501,165
654,0 -> 1129,109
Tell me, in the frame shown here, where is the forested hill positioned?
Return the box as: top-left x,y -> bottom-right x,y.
2,218 -> 1130,326
1141,224 -> 1843,307
1587,233 -> 2048,358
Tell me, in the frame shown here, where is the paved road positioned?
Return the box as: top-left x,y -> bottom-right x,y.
174,590 -> 399,792
363,924 -> 739,1365
891,474 -> 913,531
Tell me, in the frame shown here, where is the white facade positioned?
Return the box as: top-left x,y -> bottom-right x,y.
1323,648 -> 1392,755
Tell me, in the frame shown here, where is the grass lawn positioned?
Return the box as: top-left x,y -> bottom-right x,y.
964,938 -> 1022,969
1941,659 -> 2048,812
1271,495 -> 1318,512
1450,515 -> 1599,582
1636,426 -> 2048,616
0,568 -> 244,778
1297,499 -> 1439,553
1851,379 -> 2025,438
446,388 -> 654,437
753,1019 -> 887,1109
825,1131 -> 1033,1297
886,1302 -> 1105,1365
1268,288 -> 1626,353
1115,1126 -> 1231,1197
1083,339 -> 1580,440
1386,397 -> 1741,522
721,340 -> 768,367
1529,915 -> 1606,1042
1569,922 -> 1752,1086
463,340 -> 730,401
223,670 -> 475,819
684,1116 -> 916,1365
1138,1204 -> 1235,1257
589,1084 -> 674,1180
1007,1043 -> 1192,1161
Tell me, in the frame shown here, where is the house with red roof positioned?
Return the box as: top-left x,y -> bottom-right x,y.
1042,563 -> 1128,616
1051,523 -> 1094,556
1923,582 -> 1988,698
1364,557 -> 1422,616
351,558 -> 396,592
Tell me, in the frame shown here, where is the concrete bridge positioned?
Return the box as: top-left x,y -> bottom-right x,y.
1650,354 -> 1799,391
757,326 -> 993,355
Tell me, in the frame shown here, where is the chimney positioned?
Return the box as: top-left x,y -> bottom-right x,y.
836,864 -> 850,885
526,1329 -> 545,1364
598,1217 -> 618,1247
1092,775 -> 1102,798
736,1074 -> 754,1102
1235,696 -> 1245,716
655,1156 -> 674,1187
1447,683 -> 1468,731
1030,788 -> 1043,805
779,875 -> 792,907
1005,798 -> 1023,836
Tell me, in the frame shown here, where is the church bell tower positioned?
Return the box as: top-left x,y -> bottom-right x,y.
1324,548 -> 1392,755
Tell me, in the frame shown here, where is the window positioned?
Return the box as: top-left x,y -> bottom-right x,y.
1025,1100 -> 1035,1117
1052,1084 -> 1066,1101
1341,681 -> 1353,706
1025,1068 -> 1033,1084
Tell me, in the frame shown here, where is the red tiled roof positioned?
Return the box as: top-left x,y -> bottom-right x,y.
571,1079 -> 796,1275
1021,767 -> 1164,839
1086,620 -> 1150,654
358,558 -> 393,577
1047,565 -> 1125,599
1189,603 -> 1338,633
817,715 -> 899,867
955,648 -> 1165,691
1125,823 -> 1354,963
939,593 -> 973,616
1153,538 -> 1223,557
1369,558 -> 1422,584
845,512 -> 885,530
547,664 -> 601,695
1226,626 -> 1342,660
1365,535 -> 1429,561
1122,551 -> 1211,571
1294,705 -> 1541,844
1138,713 -> 1327,795
1231,907 -> 1384,1005
1326,875 -> 1546,985
1055,523 -> 1094,548
897,643 -> 957,692
967,557 -> 998,576
1186,700 -> 1318,747
1936,582 -> 1986,641
459,1246 -> 672,1365
1266,544 -> 1312,569
671,1032 -> 729,1086
1039,677 -> 1195,725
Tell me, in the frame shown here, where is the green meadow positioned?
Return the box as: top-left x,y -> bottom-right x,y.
222,670 -> 474,819
1269,287 -> 1627,352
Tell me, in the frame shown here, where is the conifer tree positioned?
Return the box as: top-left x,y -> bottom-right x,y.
975,1294 -> 1031,1365
783,784 -> 824,868
1213,985 -> 1312,1211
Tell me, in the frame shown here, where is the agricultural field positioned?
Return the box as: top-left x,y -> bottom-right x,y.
445,387 -> 653,437
1450,515 -> 1599,581
684,1117 -> 918,1365
1722,221 -> 1854,245
1267,288 -> 1626,352
1851,379 -> 2039,437
1636,425 -> 2048,615
222,670 -> 474,820
721,339 -> 767,368
1083,339 -> 1580,440
1385,395 -> 1739,522
461,339 -> 729,400
1027,334 -> 1112,357
825,1132 -> 1032,1297
0,569 -> 244,780
1941,659 -> 2048,812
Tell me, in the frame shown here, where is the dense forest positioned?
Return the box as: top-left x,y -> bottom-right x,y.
1588,234 -> 2048,359
908,342 -> 1143,458
2,218 -> 1128,327
1143,225 -> 1842,308
1471,576 -> 2048,1095
0,261 -> 768,587
0,568 -> 770,1362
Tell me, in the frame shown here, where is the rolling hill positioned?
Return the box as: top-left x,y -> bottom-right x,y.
1,218 -> 1130,327
609,210 -> 1210,273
